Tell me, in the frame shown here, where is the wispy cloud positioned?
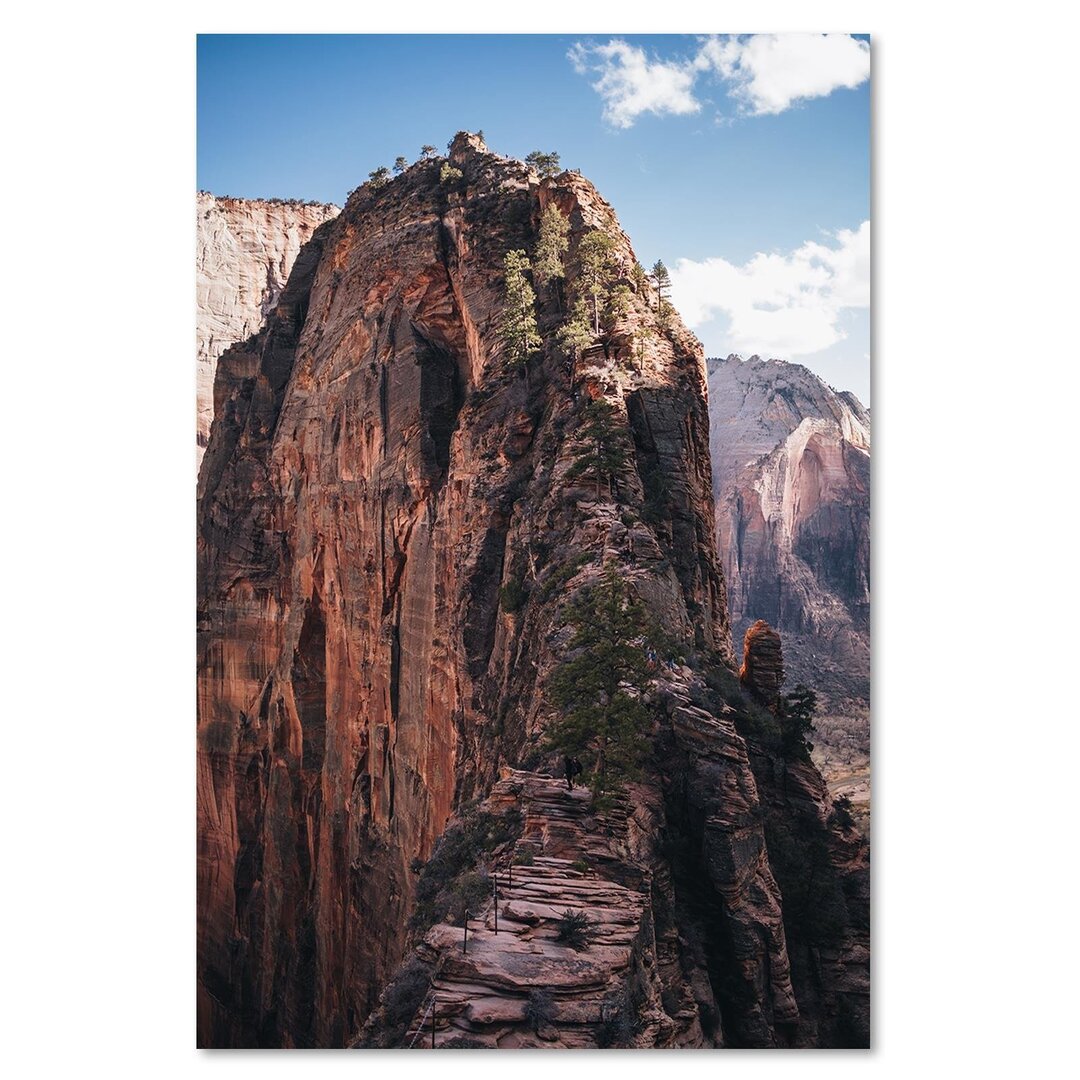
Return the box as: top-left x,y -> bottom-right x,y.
570,34 -> 870,128
568,40 -> 700,129
669,222 -> 870,359
695,34 -> 870,116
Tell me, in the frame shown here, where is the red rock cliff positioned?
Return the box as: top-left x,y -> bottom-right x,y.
197,134 -> 866,1048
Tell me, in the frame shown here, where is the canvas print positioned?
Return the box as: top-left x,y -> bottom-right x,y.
196,33 -> 870,1048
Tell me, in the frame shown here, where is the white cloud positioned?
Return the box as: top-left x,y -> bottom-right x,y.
696,33 -> 871,116
570,34 -> 869,127
669,221 -> 870,359
568,40 -> 701,128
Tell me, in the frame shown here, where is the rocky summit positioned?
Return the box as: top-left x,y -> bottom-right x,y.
196,133 -> 869,1049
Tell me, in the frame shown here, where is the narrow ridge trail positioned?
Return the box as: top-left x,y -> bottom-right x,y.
409,771 -> 656,1048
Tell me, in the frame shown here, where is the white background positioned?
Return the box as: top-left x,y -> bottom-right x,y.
2,1 -> 1077,1075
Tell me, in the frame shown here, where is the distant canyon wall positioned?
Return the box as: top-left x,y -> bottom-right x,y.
196,193 -> 339,465
707,355 -> 870,766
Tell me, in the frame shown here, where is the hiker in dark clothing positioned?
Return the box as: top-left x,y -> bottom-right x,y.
564,755 -> 575,790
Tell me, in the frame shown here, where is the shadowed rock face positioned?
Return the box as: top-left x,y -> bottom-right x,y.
707,355 -> 870,775
196,193 -> 340,466
197,135 -> 866,1048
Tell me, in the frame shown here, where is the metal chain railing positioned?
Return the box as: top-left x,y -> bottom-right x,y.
406,990 -> 436,1049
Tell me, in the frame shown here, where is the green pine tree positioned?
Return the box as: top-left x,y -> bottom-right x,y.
498,249 -> 541,371
651,260 -> 672,328
635,326 -> 654,369
393,156 -> 408,175
420,144 -> 438,159
525,150 -> 561,178
780,684 -> 817,761
556,298 -> 594,359
578,231 -> 618,335
368,166 -> 391,188
565,397 -> 631,497
534,203 -> 570,292
545,568 -> 655,803
603,284 -> 633,333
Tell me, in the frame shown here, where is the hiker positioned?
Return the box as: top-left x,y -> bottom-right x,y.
572,758 -> 584,783
564,755 -> 575,790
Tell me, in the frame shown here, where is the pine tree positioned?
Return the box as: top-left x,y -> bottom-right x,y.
634,326 -> 654,370
525,150 -> 561,178
545,568 -> 655,803
534,204 -> 570,291
780,684 -> 817,760
498,250 -> 541,371
440,162 -> 464,185
565,397 -> 630,497
393,156 -> 408,175
420,145 -> 438,159
578,232 -> 618,335
630,261 -> 649,294
651,260 -> 672,328
556,298 -> 593,359
603,284 -> 632,333
368,166 -> 391,188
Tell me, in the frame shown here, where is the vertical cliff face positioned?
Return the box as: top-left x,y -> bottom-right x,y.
196,193 -> 339,465
197,135 -> 867,1048
708,355 -> 870,787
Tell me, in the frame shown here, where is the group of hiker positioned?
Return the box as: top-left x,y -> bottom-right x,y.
563,755 -> 585,790
644,645 -> 678,673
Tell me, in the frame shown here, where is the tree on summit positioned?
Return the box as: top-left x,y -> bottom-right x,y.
420,144 -> 438,159
368,166 -> 391,188
393,156 -> 408,175
526,150 -> 562,178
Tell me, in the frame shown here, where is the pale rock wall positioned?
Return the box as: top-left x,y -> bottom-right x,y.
196,193 -> 339,466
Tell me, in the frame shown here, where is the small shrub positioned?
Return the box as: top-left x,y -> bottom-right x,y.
555,909 -> 590,950
596,988 -> 636,1048
829,794 -> 856,832
517,744 -> 544,771
524,988 -> 555,1033
535,551 -> 592,602
499,577 -> 527,613
440,163 -> 464,184
442,1036 -> 490,1048
357,955 -> 432,1046
409,806 -> 522,932
570,860 -> 589,875
447,870 -> 491,926
512,847 -> 535,867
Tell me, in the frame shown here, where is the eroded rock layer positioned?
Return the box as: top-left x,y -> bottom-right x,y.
197,135 -> 867,1048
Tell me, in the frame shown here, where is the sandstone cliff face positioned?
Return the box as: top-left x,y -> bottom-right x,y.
196,193 -> 339,466
708,355 -> 870,784
197,135 -> 866,1048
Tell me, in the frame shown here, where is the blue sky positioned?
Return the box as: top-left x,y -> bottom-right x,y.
198,34 -> 870,402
